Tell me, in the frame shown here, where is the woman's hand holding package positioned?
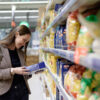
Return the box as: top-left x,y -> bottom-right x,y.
11,67 -> 30,75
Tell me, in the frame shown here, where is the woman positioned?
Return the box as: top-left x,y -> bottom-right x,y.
0,25 -> 31,100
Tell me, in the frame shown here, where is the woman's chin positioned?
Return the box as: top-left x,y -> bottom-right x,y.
16,45 -> 21,49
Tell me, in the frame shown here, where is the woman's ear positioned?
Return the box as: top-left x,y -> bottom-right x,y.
15,32 -> 19,37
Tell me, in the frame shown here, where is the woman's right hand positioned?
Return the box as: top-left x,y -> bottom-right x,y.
11,67 -> 30,75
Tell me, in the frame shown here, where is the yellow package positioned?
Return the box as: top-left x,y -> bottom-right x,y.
49,10 -> 55,24
76,26 -> 94,52
50,55 -> 57,74
67,11 -> 80,50
77,94 -> 88,100
49,29 -> 55,48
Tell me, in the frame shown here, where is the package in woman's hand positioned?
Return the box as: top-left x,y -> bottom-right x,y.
25,62 -> 46,73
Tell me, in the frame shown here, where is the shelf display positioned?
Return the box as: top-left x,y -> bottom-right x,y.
38,0 -> 100,100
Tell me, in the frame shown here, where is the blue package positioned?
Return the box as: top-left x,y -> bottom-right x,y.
59,26 -> 63,49
60,60 -> 73,100
54,30 -> 56,48
62,25 -> 67,50
56,59 -> 61,100
55,26 -> 60,49
55,4 -> 62,15
26,62 -> 46,73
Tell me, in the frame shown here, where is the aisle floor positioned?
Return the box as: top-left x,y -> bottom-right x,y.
28,74 -> 46,100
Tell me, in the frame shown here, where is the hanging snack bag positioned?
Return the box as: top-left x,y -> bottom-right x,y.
66,10 -> 80,51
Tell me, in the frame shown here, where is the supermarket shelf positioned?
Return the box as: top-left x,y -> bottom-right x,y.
44,60 -> 74,100
41,0 -> 65,26
41,0 -> 100,39
43,75 -> 55,100
42,48 -> 74,62
42,48 -> 100,72
46,0 -> 65,12
41,0 -> 77,39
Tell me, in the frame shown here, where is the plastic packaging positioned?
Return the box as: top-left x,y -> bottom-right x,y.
77,15 -> 94,52
25,62 -> 46,74
54,25 -> 67,49
89,92 -> 100,100
64,65 -> 86,99
92,39 -> 100,54
66,11 -> 80,50
54,4 -> 62,16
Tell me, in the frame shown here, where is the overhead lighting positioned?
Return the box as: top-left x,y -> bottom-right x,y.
0,10 -> 39,13
0,1 -> 48,5
0,16 -> 39,19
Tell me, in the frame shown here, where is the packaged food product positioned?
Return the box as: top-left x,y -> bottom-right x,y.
66,10 -> 80,50
55,26 -> 60,49
89,92 -> 100,100
64,65 -> 86,99
77,93 -> 88,100
77,15 -> 94,52
49,10 -> 55,24
92,40 -> 100,54
94,72 -> 100,84
62,26 -> 67,50
91,72 -> 100,90
86,14 -> 100,39
80,79 -> 91,97
25,62 -> 46,74
54,25 -> 67,49
50,55 -> 57,74
49,28 -> 55,48
54,4 -> 62,16
79,8 -> 100,38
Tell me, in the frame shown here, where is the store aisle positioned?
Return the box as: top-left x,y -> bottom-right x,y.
28,74 -> 46,100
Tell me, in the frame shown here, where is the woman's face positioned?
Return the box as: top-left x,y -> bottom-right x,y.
15,32 -> 31,49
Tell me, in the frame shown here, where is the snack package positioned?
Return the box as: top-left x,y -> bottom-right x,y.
55,26 -> 60,49
25,62 -> 46,74
50,28 -> 55,48
77,93 -> 89,100
76,15 -> 94,53
50,55 -> 57,74
66,10 -> 80,51
92,39 -> 100,54
54,4 -> 62,16
64,65 -> 86,99
89,92 -> 100,100
61,26 -> 67,50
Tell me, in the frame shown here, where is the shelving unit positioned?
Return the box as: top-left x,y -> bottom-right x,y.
41,0 -> 65,26
39,0 -> 100,100
44,60 -> 74,100
42,48 -> 100,72
43,74 -> 55,100
41,0 -> 77,39
40,0 -> 100,39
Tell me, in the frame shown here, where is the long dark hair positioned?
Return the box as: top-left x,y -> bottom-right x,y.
0,25 -> 31,61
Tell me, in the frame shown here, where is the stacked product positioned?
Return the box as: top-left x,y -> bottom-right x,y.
64,65 -> 100,100
54,25 -> 67,50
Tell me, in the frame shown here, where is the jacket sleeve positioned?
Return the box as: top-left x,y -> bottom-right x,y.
20,50 -> 32,80
0,46 -> 12,80
0,68 -> 12,80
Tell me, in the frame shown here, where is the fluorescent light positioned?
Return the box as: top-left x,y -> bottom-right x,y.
0,10 -> 39,13
12,5 -> 16,11
0,16 -> 39,19
0,1 -> 48,5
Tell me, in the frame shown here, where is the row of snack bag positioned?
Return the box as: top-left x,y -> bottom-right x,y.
64,64 -> 100,100
41,7 -> 100,55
